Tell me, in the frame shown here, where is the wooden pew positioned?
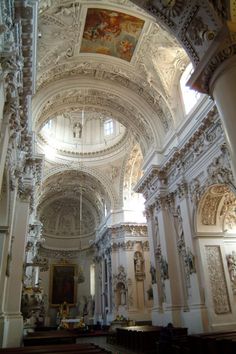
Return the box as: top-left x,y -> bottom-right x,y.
0,343 -> 112,354
117,325 -> 162,352
23,330 -> 78,346
0,343 -> 97,353
188,330 -> 236,354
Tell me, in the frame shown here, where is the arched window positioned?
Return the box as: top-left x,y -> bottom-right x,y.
180,63 -> 202,114
90,264 -> 95,297
104,119 -> 114,136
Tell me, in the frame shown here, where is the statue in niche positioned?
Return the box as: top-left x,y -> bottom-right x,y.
134,251 -> 144,275
134,251 -> 145,281
150,264 -> 157,284
73,122 -> 82,138
147,286 -> 153,300
161,258 -> 169,280
227,251 -> 236,282
116,282 -> 126,307
186,248 -> 196,274
82,296 -> 88,317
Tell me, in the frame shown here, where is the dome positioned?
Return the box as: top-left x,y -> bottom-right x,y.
38,110 -> 127,160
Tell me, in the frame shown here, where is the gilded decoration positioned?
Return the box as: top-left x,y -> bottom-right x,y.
200,185 -> 235,227
201,194 -> 222,226
219,190 -> 236,232
206,246 -> 231,314
81,9 -> 144,62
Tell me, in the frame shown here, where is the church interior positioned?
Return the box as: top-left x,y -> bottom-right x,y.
1,0 -> 236,352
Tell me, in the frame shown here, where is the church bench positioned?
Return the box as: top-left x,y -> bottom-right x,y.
23,330 -> 78,346
0,343 -> 111,354
0,350 -> 108,354
188,331 -> 236,354
116,325 -> 162,352
156,327 -> 188,354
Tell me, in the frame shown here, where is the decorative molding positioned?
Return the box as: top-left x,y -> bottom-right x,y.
206,245 -> 231,314
150,263 -> 157,284
113,265 -> 127,287
39,245 -> 93,259
226,251 -> 236,294
176,206 -> 196,293
155,243 -> 168,303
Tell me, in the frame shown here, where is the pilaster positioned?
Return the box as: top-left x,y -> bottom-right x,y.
176,181 -> 206,332
155,196 -> 183,326
2,196 -> 30,347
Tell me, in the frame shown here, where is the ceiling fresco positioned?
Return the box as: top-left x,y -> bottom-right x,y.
80,8 -> 144,61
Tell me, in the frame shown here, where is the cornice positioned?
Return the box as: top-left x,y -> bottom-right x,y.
134,164 -> 165,194
97,222 -> 147,240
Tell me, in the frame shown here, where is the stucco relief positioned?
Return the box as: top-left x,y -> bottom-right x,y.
166,113 -> 223,185
122,144 -> 143,205
174,207 -> 196,299
39,167 -> 116,212
155,243 -> 169,302
113,265 -> 126,280
35,89 -> 154,153
186,12 -> 215,47
189,151 -> 233,209
206,245 -> 231,314
226,251 -> 236,281
36,53 -> 173,132
41,198 -> 95,236
201,194 -> 222,226
159,0 -> 185,17
36,2 -> 179,128
134,251 -> 145,281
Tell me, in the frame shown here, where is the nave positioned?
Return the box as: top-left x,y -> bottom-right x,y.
1,0 -> 236,349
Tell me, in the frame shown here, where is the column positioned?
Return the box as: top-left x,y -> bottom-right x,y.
145,207 -> 161,323
0,125 -> 10,195
156,197 -> 183,326
0,185 -> 18,348
2,196 -> 30,347
0,227 -> 8,347
94,257 -> 102,324
125,242 -> 138,315
177,182 -> 206,332
209,56 -> 236,182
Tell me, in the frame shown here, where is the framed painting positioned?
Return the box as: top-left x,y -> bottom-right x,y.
50,264 -> 77,306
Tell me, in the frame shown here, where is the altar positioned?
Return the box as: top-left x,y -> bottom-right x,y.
60,318 -> 85,330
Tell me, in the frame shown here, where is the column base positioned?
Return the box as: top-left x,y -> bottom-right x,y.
1,312 -> 23,348
0,313 -> 4,347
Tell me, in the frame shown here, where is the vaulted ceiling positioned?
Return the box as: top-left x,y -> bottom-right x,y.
34,0 -> 189,251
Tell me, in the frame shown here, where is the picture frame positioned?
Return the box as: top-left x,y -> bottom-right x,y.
50,264 -> 77,306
